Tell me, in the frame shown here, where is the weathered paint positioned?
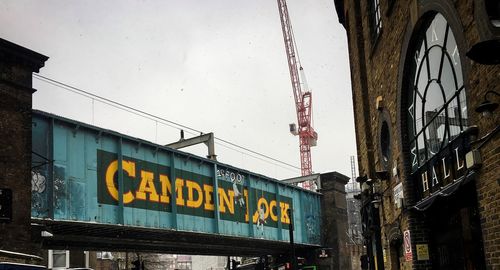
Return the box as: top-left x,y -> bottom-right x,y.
31,110 -> 322,245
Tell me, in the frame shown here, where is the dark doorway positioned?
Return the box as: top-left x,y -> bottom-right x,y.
389,240 -> 402,270
427,182 -> 485,270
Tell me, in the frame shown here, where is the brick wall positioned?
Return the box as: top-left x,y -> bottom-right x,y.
0,38 -> 48,263
317,172 -> 351,270
337,0 -> 500,269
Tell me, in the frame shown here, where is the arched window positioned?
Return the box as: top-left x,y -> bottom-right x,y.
380,120 -> 391,169
406,13 -> 468,173
368,0 -> 382,42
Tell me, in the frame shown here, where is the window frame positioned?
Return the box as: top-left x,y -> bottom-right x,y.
368,0 -> 383,43
405,12 -> 469,174
48,250 -> 70,269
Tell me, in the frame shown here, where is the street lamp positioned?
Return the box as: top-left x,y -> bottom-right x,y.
466,39 -> 500,65
475,90 -> 499,117
371,196 -> 382,209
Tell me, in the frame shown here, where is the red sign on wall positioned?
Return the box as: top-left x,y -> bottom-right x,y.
404,230 -> 413,261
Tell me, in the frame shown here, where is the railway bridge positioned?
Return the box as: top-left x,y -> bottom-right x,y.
0,38 -> 350,269
31,110 -> 324,256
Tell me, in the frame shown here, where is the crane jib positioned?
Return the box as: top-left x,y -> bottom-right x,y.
277,0 -> 317,184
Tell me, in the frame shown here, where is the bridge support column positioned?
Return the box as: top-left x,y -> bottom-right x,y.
0,38 -> 48,264
313,172 -> 350,270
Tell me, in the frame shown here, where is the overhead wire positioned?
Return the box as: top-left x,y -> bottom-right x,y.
216,142 -> 299,173
34,74 -> 200,134
33,74 -> 301,172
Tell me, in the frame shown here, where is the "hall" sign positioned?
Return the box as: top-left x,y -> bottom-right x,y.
416,135 -> 469,200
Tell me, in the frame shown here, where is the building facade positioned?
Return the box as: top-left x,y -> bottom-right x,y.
333,0 -> 499,269
346,175 -> 364,270
191,255 -> 227,270
0,38 -> 48,265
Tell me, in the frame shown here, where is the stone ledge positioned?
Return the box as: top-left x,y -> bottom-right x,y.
0,38 -> 48,73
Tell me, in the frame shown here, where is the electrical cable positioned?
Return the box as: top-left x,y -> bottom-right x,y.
33,74 -> 301,171
216,142 -> 299,172
35,75 -> 199,136
34,74 -> 200,134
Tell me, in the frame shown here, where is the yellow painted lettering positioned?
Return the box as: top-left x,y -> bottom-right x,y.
175,178 -> 185,206
280,202 -> 290,224
136,170 -> 159,202
159,174 -> 171,203
186,180 -> 203,208
105,160 -> 136,204
244,189 -> 249,222
218,187 -> 234,214
269,200 -> 278,222
204,184 -> 214,211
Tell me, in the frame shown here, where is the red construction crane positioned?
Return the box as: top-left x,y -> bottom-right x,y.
277,0 -> 318,187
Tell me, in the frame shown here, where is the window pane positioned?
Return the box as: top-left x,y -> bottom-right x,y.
424,120 -> 441,157
441,57 -> 457,97
415,93 -> 424,133
424,81 -> 446,115
416,58 -> 428,98
426,14 -> 447,47
53,251 -> 67,268
459,90 -> 468,127
410,140 -> 419,172
370,0 -> 382,39
375,0 -> 382,32
417,133 -> 426,165
428,46 -> 443,80
414,42 -> 425,85
406,12 -> 467,169
448,98 -> 461,141
425,109 -> 447,156
445,28 -> 463,88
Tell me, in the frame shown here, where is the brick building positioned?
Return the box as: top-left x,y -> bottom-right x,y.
333,0 -> 499,269
0,38 -> 48,265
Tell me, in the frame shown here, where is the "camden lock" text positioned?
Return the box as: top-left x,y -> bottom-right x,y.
103,159 -> 291,225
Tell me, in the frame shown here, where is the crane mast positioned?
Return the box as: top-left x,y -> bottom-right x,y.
277,0 -> 318,186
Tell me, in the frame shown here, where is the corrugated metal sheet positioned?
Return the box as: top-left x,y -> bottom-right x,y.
31,110 -> 321,246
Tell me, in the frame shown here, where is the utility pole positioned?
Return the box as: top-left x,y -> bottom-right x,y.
166,131 -> 217,161
288,209 -> 297,270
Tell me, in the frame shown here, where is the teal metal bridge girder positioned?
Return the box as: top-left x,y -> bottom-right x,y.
31,110 -> 322,256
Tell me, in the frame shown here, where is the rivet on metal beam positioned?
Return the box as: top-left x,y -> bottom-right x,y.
72,124 -> 80,137
152,147 -> 159,157
95,131 -> 103,143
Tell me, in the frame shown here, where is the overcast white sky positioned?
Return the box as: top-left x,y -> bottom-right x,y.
1,0 -> 356,180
